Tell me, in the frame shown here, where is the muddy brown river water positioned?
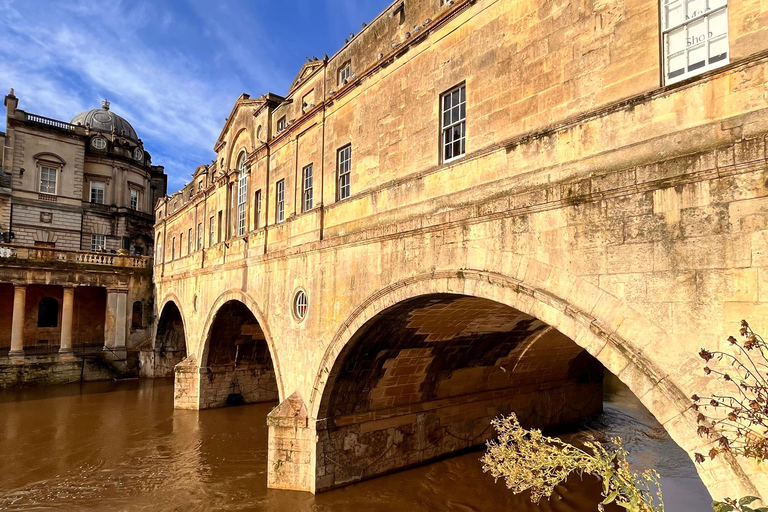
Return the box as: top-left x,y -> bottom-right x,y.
0,375 -> 712,511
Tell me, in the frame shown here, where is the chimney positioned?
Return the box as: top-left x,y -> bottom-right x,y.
4,88 -> 18,116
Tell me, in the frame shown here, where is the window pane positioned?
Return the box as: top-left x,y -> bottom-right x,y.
451,105 -> 460,124
665,1 -> 684,29
709,35 -> 728,63
686,0 -> 707,18
687,17 -> 706,46
688,44 -> 707,71
668,27 -> 686,54
708,8 -> 727,36
668,53 -> 686,79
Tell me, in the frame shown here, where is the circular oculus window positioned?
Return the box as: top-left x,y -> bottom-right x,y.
293,290 -> 308,321
134,147 -> 144,161
91,137 -> 107,150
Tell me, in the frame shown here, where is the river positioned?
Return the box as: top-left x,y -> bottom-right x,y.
0,374 -> 712,511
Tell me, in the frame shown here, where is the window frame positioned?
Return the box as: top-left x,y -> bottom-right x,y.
661,0 -> 729,85
39,165 -> 59,195
302,163 -> 313,212
276,179 -> 285,223
90,180 -> 105,204
254,189 -> 262,229
338,61 -> 351,85
276,116 -> 287,133
209,215 -> 215,247
197,222 -> 203,250
187,228 -> 192,255
91,234 -> 105,252
236,152 -> 248,236
171,236 -> 176,260
440,83 -> 467,164
130,188 -> 140,210
336,145 -> 351,202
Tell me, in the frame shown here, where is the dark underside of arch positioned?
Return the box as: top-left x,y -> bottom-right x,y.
153,302 -> 188,377
315,293 -> 604,491
200,301 -> 277,408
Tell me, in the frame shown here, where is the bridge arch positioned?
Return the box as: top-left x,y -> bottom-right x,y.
307,267 -> 758,499
146,295 -> 188,378
194,289 -> 283,408
157,293 -> 189,350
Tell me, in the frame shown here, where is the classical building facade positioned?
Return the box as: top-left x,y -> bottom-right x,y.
0,92 -> 166,385
155,0 -> 768,500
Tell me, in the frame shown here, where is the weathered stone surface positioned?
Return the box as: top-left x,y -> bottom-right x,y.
154,0 -> 768,501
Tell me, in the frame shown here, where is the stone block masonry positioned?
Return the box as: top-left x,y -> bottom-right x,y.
154,0 -> 768,500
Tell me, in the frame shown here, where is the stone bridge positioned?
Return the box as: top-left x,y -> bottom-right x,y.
153,0 -> 768,501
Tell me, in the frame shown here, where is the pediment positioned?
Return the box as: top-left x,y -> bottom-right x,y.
289,60 -> 324,94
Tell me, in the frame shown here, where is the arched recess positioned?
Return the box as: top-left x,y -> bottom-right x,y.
196,289 -> 283,409
152,299 -> 188,378
226,128 -> 250,170
308,269 -> 759,499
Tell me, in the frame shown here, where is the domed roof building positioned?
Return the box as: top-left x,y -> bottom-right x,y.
0,90 -> 167,256
71,100 -> 139,141
0,89 -> 168,372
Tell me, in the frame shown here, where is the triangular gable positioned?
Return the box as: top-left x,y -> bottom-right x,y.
213,93 -> 285,151
288,60 -> 324,94
213,93 -> 263,151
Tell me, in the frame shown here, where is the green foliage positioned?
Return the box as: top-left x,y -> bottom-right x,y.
482,413 -> 664,512
712,496 -> 768,512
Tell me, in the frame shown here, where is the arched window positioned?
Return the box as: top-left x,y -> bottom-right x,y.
132,301 -> 143,329
236,151 -> 248,236
38,297 -> 59,328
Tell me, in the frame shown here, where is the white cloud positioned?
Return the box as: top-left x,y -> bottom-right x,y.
0,0 -> 278,191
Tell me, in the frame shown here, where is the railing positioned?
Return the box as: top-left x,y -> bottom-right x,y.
26,113 -> 77,131
0,245 -> 152,268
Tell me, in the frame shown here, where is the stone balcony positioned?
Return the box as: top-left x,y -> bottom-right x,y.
0,245 -> 152,269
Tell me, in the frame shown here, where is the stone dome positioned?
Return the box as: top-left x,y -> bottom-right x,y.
71,100 -> 138,141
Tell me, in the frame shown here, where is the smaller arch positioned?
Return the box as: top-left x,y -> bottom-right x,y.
157,293 -> 189,354
236,150 -> 247,173
226,127 -> 250,169
37,297 -> 59,328
152,298 -> 189,378
199,289 -> 284,402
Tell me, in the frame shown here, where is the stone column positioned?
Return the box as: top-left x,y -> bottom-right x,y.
59,287 -> 75,359
9,285 -> 26,361
103,288 -> 128,359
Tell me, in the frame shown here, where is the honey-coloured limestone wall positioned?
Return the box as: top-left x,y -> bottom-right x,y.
154,0 -> 768,501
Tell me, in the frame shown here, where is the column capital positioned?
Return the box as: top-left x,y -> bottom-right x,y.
106,287 -> 129,295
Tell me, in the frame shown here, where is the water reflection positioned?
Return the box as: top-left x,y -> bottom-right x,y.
0,375 -> 712,511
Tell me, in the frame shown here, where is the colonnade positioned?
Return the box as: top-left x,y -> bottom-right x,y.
6,284 -> 128,361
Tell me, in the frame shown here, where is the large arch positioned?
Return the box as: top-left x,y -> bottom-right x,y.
149,299 -> 188,377
296,269 -> 760,499
174,289 -> 282,410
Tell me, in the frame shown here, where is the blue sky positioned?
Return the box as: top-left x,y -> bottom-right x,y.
0,0 -> 389,192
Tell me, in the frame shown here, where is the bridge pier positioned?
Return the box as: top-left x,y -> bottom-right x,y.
173,357 -> 279,410
267,393 -> 316,492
